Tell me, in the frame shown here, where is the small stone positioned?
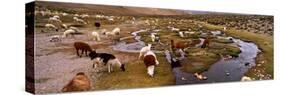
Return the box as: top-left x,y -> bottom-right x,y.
181,77 -> 187,81
245,62 -> 250,66
226,72 -> 230,76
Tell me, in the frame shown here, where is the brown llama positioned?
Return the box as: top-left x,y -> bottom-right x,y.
62,72 -> 91,92
74,42 -> 93,57
171,40 -> 190,51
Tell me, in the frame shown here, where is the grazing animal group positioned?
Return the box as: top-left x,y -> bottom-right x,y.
103,27 -> 121,37
73,17 -> 87,24
62,72 -> 91,92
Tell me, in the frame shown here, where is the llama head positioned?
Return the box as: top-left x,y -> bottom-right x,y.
147,44 -> 152,49
89,51 -> 97,60
120,64 -> 125,71
171,40 -> 174,44
101,29 -> 107,35
171,58 -> 182,68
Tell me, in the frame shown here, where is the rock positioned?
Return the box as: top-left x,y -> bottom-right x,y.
241,76 -> 252,81
194,73 -> 208,80
181,77 -> 187,81
226,72 -> 230,76
244,62 -> 250,66
257,64 -> 262,67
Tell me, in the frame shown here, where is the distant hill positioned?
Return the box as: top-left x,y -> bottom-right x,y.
36,1 -> 191,16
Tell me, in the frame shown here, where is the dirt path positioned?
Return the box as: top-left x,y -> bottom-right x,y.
34,20 -> 144,93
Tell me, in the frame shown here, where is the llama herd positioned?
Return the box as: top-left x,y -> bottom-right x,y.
37,9 -> 252,92
60,27 -> 251,92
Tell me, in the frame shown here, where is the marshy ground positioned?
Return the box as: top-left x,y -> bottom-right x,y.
31,1 -> 273,94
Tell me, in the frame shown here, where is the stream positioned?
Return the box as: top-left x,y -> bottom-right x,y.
169,36 -> 260,85
113,29 -> 260,84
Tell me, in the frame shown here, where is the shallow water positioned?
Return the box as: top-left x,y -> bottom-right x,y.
171,36 -> 260,84
114,29 -> 260,84
113,29 -> 164,53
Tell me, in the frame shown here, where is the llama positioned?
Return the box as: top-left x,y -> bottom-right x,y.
45,23 -> 58,32
178,31 -> 184,38
91,31 -> 100,41
69,26 -> 79,32
61,24 -> 68,29
201,38 -> 210,48
49,16 -> 62,23
143,50 -> 159,77
89,51 -> 125,73
73,17 -> 87,24
171,40 -> 189,51
53,15 -> 60,19
49,35 -> 61,42
62,72 -> 91,92
165,50 -> 182,68
63,29 -> 76,38
151,33 -> 156,42
171,27 -> 180,31
74,42 -> 93,57
139,44 -> 152,59
112,27 -> 120,35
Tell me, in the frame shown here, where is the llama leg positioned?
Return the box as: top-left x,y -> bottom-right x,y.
155,60 -> 159,65
147,66 -> 155,77
110,64 -> 113,72
81,50 -> 84,57
76,49 -> 80,56
97,36 -> 100,41
107,64 -> 111,73
139,52 -> 143,59
85,51 -> 88,56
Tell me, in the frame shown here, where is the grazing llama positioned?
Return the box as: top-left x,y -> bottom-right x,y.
89,51 -> 125,73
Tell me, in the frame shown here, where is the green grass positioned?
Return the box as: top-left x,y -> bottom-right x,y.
181,48 -> 220,73
94,56 -> 174,90
212,38 -> 234,44
201,22 -> 273,79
